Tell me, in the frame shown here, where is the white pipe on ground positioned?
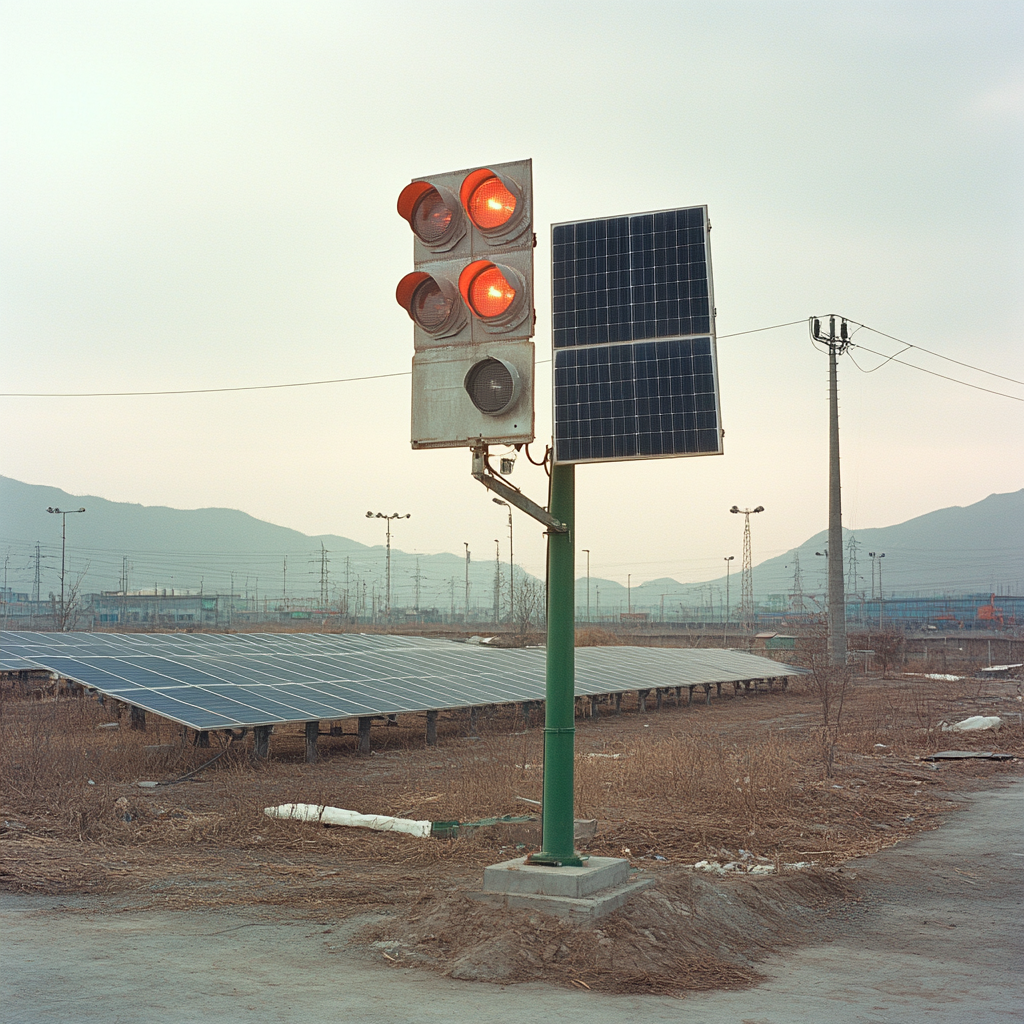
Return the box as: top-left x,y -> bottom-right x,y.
264,803 -> 432,838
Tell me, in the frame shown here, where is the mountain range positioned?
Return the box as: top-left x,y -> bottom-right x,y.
1,476 -> 1020,616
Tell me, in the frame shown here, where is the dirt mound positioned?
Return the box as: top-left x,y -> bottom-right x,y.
358,866 -> 855,996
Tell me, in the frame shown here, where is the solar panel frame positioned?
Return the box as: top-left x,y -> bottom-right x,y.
1,632 -> 803,732
551,205 -> 723,465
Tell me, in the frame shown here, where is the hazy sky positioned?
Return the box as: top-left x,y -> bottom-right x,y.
2,1 -> 1022,586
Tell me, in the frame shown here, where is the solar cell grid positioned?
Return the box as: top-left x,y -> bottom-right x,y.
552,205 -> 722,464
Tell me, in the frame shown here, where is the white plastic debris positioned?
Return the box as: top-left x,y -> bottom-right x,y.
264,803 -> 432,838
691,858 -> 813,875
941,715 -> 1002,733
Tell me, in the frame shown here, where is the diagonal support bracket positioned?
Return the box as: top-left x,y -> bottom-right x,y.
471,450 -> 568,534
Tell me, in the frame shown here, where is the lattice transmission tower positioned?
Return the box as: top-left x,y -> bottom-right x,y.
730,505 -> 764,627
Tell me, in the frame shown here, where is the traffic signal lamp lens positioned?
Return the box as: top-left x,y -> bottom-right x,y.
464,357 -> 521,415
396,271 -> 462,335
460,261 -> 516,319
411,278 -> 453,330
465,175 -> 516,229
412,188 -> 454,244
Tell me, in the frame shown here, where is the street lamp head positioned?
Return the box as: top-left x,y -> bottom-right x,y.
366,511 -> 373,518
753,506 -> 764,513
47,507 -> 56,514
725,555 -> 734,561
729,506 -> 740,514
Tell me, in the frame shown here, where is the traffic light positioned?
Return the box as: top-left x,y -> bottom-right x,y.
396,159 -> 535,449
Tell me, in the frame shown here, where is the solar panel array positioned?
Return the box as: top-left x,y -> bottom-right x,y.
1,631 -> 800,732
552,206 -> 723,464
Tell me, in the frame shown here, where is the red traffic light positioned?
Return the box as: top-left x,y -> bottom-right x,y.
396,272 -> 463,335
460,168 -> 517,230
459,261 -> 516,319
397,181 -> 463,249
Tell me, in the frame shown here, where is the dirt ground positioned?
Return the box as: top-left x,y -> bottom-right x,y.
2,667 -> 1023,1010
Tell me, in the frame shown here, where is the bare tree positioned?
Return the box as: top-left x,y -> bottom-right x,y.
52,566 -> 90,631
514,576 -> 545,637
806,615 -> 850,778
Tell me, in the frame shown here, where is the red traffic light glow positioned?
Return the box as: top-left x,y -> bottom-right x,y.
397,181 -> 461,247
460,168 -> 517,230
459,261 -> 516,319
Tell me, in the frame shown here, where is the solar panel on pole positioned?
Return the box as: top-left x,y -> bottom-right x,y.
552,206 -> 723,464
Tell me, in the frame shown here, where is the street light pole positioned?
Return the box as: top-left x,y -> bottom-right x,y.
46,506 -> 85,631
493,498 -> 513,627
365,511 -> 410,625
581,548 -> 590,623
627,573 -> 632,615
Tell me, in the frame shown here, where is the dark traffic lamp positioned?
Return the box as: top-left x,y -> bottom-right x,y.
396,159 -> 535,448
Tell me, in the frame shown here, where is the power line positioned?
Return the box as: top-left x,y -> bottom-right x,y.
845,318 -> 1024,387
848,342 -> 1023,403
0,370 -> 410,399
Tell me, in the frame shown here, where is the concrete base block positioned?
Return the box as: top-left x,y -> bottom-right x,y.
469,875 -> 655,921
483,855 -> 631,898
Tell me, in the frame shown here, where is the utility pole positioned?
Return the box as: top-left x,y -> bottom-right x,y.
869,552 -> 886,627
464,543 -> 471,622
812,315 -> 850,667
627,573 -> 632,614
731,505 -> 764,628
493,539 -> 501,624
581,548 -> 590,623
33,542 -> 42,603
282,556 -> 287,609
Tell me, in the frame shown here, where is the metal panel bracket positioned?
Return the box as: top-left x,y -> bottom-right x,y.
471,449 -> 567,533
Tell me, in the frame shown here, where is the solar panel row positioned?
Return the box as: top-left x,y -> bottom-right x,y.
1,631 -> 801,733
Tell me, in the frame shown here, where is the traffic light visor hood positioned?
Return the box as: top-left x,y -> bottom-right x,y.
397,180 -> 465,250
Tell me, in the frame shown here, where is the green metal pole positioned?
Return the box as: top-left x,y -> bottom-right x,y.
528,461 -> 583,866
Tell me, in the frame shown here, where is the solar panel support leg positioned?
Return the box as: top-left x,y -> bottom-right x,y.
305,721 -> 319,764
615,693 -> 622,714
358,717 -> 372,753
253,725 -> 271,759
704,685 -> 712,706
194,730 -> 210,749
470,706 -> 479,735
590,696 -> 600,718
687,686 -> 694,706
638,689 -> 649,713
675,686 -> 682,706
425,710 -> 438,747
656,688 -> 664,710
130,706 -> 146,732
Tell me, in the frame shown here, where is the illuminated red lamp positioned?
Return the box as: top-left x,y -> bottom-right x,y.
460,168 -> 518,231
458,260 -> 516,319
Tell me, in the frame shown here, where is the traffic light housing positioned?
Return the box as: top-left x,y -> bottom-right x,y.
397,159 -> 535,449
